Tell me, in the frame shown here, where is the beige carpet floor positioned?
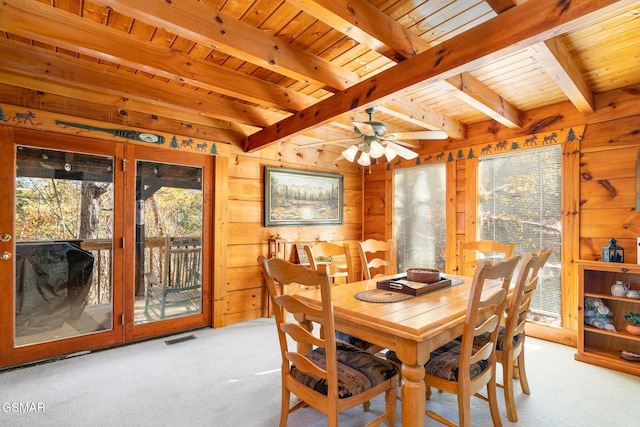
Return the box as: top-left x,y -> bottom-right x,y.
1,317 -> 638,426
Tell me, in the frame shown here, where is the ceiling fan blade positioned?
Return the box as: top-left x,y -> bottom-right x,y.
333,154 -> 345,162
384,130 -> 448,140
352,121 -> 376,135
386,141 -> 419,160
298,137 -> 362,148
378,137 -> 418,148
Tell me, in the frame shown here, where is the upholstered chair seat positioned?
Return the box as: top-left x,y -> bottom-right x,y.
293,342 -> 398,398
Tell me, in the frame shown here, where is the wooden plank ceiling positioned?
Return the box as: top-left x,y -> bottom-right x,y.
1,0 -> 639,154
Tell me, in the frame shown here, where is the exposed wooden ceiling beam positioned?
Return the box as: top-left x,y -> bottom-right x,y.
285,0 -> 430,61
375,101 -> 467,140
88,0 -> 360,91
0,0 -> 317,113
288,0 -> 518,134
439,72 -> 523,128
529,38 -> 595,114
0,39 -> 286,130
244,0 -> 629,152
0,72 -> 255,138
0,83 -> 245,144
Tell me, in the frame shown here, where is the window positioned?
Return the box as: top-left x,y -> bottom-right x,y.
394,164 -> 446,273
478,145 -> 562,325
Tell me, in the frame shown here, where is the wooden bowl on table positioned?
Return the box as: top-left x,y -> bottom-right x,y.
406,268 -> 441,283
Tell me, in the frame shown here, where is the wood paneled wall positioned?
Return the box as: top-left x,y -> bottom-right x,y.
361,83 -> 640,338
222,141 -> 364,325
2,83 -> 639,335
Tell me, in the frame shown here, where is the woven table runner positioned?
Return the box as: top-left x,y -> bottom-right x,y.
354,278 -> 464,303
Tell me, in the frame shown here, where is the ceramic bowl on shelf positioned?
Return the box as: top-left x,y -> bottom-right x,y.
627,290 -> 640,299
619,349 -> 640,362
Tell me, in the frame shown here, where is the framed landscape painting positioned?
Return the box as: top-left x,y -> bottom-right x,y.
264,167 -> 343,226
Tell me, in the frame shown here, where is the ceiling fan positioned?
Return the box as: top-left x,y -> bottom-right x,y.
301,106 -> 448,165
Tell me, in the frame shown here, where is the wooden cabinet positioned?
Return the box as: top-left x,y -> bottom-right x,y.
576,260 -> 640,376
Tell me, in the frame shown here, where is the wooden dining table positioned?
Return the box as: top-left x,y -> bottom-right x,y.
294,272 -> 505,427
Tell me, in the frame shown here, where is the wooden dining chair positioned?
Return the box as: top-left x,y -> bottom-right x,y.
387,255 -> 520,427
258,256 -> 398,427
304,241 -> 354,284
303,244 -> 379,353
473,248 -> 552,422
358,239 -> 397,280
458,240 -> 516,276
423,255 -> 520,427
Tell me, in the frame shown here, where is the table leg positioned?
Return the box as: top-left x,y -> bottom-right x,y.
401,362 -> 426,426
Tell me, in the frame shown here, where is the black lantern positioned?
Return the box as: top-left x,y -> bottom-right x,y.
602,238 -> 624,263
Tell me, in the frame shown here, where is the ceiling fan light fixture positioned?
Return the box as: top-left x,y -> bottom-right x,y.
369,140 -> 385,159
342,144 -> 359,162
384,146 -> 397,161
357,151 -> 371,166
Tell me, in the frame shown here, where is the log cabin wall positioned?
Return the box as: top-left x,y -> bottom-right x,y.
363,83 -> 640,341
1,83 -> 638,335
223,142 -> 364,325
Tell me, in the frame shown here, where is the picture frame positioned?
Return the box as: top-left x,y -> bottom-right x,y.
264,167 -> 343,227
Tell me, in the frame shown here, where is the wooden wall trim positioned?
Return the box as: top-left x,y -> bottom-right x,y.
213,155 -> 229,328
463,157 -> 478,253
384,167 -> 393,242
562,139 -> 581,331
445,161 -> 457,275
527,322 -> 576,347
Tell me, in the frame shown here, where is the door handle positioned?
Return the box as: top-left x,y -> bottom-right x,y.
0,252 -> 11,261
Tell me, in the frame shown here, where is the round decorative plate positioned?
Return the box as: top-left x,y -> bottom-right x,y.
139,133 -> 160,143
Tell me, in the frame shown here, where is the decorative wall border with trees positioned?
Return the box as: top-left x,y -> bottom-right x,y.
385,126 -> 585,170
0,104 -> 219,156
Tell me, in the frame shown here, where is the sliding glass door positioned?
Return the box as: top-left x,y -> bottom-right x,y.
0,129 -> 212,368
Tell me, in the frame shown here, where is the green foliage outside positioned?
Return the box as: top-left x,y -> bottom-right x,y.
16,177 -> 113,241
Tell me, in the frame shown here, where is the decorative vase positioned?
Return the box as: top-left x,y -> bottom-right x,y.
626,324 -> 640,336
611,280 -> 629,296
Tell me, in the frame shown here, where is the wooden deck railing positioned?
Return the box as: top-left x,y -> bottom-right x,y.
82,237 -> 199,305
